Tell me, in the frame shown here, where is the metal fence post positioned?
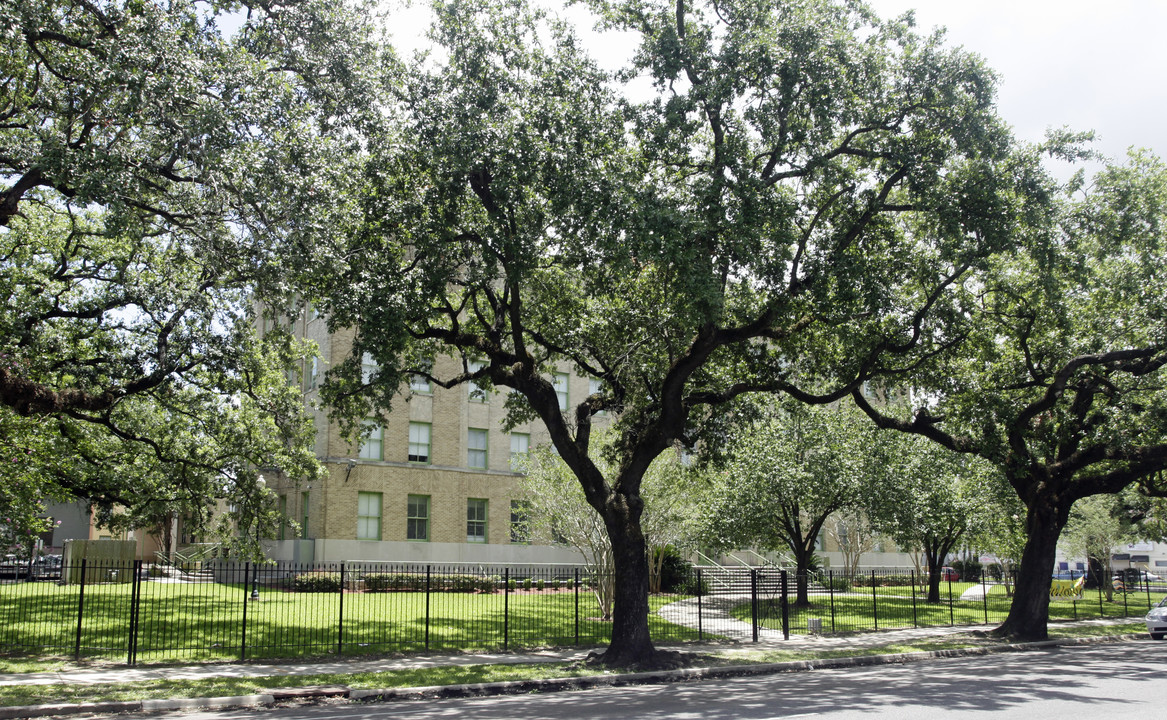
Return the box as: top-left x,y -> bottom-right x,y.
947,574 -> 954,626
871,570 -> 878,632
1147,573 -> 1154,611
981,569 -> 989,625
574,568 -> 580,645
425,566 -> 431,652
240,562 -> 251,661
74,558 -> 87,661
750,569 -> 759,643
780,570 -> 789,641
696,568 -> 703,641
128,560 -> 143,665
910,570 -> 918,629
828,570 -> 837,633
337,563 -> 345,656
503,568 -> 510,652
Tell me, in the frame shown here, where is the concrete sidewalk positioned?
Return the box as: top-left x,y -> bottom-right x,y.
0,619 -> 1147,719
0,617 -> 1137,688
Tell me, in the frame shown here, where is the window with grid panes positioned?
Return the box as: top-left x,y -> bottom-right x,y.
408,422 -> 430,463
510,500 -> 531,543
467,499 -> 487,543
357,492 -> 382,540
467,428 -> 488,469
407,495 -> 429,541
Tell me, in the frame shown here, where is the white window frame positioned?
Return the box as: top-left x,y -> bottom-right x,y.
468,359 -> 487,401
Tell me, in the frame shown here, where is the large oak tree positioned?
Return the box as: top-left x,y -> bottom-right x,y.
312,0 -> 1041,666
853,150 -> 1167,639
0,0 -> 376,538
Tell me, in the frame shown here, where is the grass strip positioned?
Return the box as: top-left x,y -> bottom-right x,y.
0,622 -> 1147,708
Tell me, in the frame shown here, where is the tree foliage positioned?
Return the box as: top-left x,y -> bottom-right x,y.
854,149 -> 1167,638
305,0 -> 1036,665
865,428 -> 997,601
0,0 -> 377,541
703,401 -> 875,604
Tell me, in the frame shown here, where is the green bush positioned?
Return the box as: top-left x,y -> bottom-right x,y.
363,572 -> 427,592
507,578 -> 517,591
828,576 -> 852,592
658,546 -> 696,594
536,578 -> 545,591
522,577 -> 533,590
293,572 -> 342,593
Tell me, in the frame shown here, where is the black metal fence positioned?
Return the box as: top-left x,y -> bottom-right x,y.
734,568 -> 1162,640
1,562 -> 1159,665
0,560 -> 707,664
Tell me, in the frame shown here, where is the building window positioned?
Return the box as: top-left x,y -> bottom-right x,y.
357,492 -> 382,540
359,420 -> 382,460
510,500 -> 531,544
361,352 -> 378,384
509,433 -> 529,472
468,359 -> 487,401
410,372 -> 431,394
467,499 -> 487,543
300,490 -> 310,539
407,495 -> 429,541
309,357 -> 319,388
408,422 -> 431,463
468,428 -> 488,469
278,495 -> 288,541
553,372 -> 569,410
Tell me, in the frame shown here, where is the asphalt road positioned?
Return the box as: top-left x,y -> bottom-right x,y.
150,640 -> 1167,720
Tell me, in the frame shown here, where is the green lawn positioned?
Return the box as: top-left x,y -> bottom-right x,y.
0,580 -> 700,664
737,583 -> 1157,634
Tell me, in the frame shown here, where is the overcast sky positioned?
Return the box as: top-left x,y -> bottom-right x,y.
383,1 -> 1166,167
866,0 -> 1167,165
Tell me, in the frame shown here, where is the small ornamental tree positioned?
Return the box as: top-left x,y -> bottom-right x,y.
312,0 -> 1040,665
866,430 -> 995,602
703,401 -> 875,606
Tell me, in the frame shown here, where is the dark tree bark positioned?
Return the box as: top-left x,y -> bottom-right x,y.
992,481 -> 1071,640
592,491 -> 656,666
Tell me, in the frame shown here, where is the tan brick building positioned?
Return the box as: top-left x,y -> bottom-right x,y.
261,307 -> 583,565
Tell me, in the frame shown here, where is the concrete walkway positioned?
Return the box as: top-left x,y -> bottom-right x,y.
0,617 -> 1138,689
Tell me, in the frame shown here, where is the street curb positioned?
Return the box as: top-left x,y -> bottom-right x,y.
0,633 -> 1146,718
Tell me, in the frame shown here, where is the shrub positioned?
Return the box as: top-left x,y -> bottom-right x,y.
658,546 -> 696,594
522,577 -> 533,590
293,572 -> 342,593
507,578 -> 517,591
448,574 -> 479,593
478,575 -> 500,593
536,578 -> 545,591
363,572 -> 426,592
828,576 -> 852,592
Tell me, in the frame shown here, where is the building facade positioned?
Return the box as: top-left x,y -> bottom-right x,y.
261,309 -> 583,565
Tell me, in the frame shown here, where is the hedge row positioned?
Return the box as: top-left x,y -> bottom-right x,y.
291,572 -> 581,594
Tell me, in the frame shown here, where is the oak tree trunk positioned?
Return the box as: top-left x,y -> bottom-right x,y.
994,491 -> 1069,640
592,494 -> 657,667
